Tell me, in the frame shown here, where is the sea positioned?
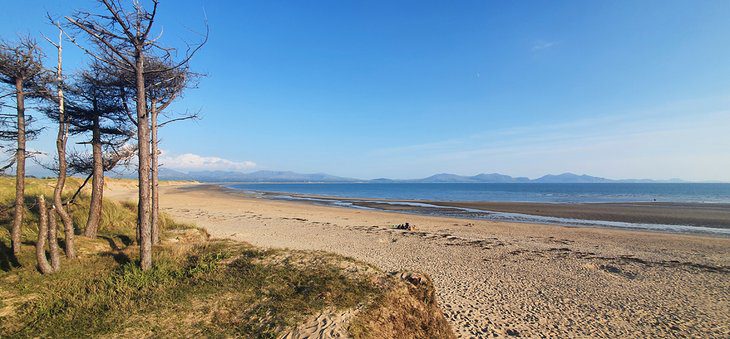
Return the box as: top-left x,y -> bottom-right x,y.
226,183 -> 730,204
225,183 -> 730,236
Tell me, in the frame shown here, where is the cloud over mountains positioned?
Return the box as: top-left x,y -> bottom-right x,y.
159,151 -> 256,172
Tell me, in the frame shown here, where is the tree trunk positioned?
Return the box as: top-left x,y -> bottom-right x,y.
136,50 -> 152,271
11,78 -> 26,256
151,100 -> 160,245
35,196 -> 53,274
84,115 -> 104,238
48,208 -> 61,272
52,33 -> 75,259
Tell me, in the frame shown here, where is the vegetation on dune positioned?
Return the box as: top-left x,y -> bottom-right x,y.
0,178 -> 373,337
0,178 -> 453,338
1,240 -> 382,338
0,177 -> 191,268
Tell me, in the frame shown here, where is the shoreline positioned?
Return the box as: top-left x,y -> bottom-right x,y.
219,185 -> 730,236
110,183 -> 730,337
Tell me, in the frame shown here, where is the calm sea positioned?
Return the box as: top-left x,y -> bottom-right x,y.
226,183 -> 730,204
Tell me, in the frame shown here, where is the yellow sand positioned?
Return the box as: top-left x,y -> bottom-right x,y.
106,183 -> 730,337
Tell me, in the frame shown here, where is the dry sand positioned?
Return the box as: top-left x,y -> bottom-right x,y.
107,184 -> 730,338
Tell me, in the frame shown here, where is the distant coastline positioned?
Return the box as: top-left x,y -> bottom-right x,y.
157,169 -> 724,184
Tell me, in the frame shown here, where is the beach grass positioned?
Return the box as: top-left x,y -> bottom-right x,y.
0,177 -> 391,337
1,240 -> 382,337
0,176 -> 194,244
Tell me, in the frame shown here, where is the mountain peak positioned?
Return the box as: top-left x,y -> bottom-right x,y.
158,169 -> 695,184
534,173 -> 612,183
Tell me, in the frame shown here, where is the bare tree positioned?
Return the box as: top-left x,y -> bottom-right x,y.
42,23 -> 76,259
47,208 -> 61,272
66,0 -> 206,270
0,37 -> 47,256
145,58 -> 196,244
35,195 -> 53,274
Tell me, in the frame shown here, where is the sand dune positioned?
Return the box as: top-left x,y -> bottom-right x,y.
107,184 -> 730,337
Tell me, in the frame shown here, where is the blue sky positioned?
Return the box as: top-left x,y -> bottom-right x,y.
1,1 -> 729,181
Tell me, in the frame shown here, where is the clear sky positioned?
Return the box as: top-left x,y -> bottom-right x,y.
1,1 -> 729,181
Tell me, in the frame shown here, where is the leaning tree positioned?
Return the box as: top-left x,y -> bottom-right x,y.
40,22 -> 77,259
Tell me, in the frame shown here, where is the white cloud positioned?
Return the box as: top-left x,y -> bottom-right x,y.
532,40 -> 557,51
160,151 -> 256,172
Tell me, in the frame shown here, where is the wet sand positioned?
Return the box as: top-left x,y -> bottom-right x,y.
427,201 -> 730,228
256,191 -> 730,232
107,184 -> 730,337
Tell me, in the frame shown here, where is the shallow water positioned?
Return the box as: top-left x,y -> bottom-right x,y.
226,183 -> 730,236
258,193 -> 730,236
227,182 -> 730,203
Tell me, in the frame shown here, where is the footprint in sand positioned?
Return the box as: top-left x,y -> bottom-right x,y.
280,308 -> 356,339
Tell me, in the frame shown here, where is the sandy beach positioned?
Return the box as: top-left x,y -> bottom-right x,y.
108,184 -> 730,337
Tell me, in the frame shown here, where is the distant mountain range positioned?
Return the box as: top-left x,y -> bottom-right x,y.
158,169 -> 358,183
158,168 -> 695,184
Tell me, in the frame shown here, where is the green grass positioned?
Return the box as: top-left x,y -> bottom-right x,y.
0,176 -> 193,246
1,241 -> 380,337
0,177 -> 383,338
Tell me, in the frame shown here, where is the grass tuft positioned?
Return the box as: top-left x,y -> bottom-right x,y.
1,242 -> 381,338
